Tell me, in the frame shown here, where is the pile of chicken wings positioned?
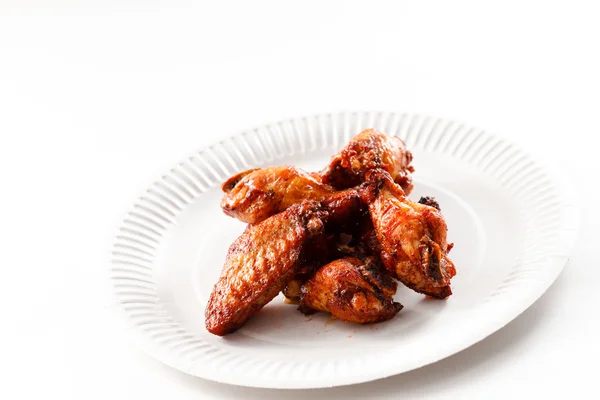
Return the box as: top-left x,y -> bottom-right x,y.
205,129 -> 456,336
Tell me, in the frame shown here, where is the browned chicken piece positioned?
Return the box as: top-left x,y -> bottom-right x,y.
205,201 -> 328,336
221,165 -> 366,226
364,169 -> 456,299
299,257 -> 402,323
320,129 -> 415,194
221,166 -> 332,223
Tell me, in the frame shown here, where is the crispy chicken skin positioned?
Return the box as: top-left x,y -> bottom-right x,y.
364,170 -> 456,298
221,165 -> 366,225
320,129 -> 414,194
299,257 -> 402,323
205,201 -> 328,336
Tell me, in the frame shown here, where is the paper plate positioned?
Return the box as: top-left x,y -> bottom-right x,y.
110,112 -> 578,388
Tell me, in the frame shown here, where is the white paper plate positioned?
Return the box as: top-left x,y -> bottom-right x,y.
110,112 -> 579,389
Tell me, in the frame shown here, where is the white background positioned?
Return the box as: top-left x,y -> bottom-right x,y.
1,1 -> 599,399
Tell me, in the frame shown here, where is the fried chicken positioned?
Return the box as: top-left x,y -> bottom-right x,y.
221,165 -> 366,226
221,166 -> 334,223
320,129 -> 414,194
205,201 -> 328,336
299,257 -> 402,323
364,170 -> 456,298
205,127 -> 456,336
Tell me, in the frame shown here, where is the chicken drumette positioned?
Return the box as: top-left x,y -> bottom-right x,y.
299,257 -> 402,323
363,170 -> 456,298
321,129 -> 414,194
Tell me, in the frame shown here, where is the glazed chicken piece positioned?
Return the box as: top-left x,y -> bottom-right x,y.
221,165 -> 366,226
221,166 -> 332,223
205,201 -> 328,336
364,170 -> 456,299
320,129 -> 414,194
299,257 -> 402,323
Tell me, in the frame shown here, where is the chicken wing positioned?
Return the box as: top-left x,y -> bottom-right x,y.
221,166 -> 333,223
221,165 -> 366,226
205,200 -> 328,336
364,170 -> 456,299
299,257 -> 402,323
320,129 -> 414,194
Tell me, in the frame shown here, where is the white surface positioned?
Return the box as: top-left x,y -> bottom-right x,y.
110,112 -> 578,388
1,0 -> 598,398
